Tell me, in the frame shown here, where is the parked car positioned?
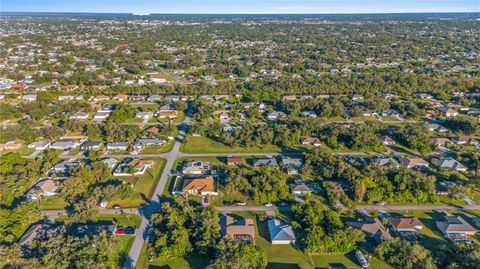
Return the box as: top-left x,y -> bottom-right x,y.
264,203 -> 273,207
113,205 -> 121,209
355,250 -> 369,268
114,229 -> 125,235
124,227 -> 135,235
236,201 -> 246,206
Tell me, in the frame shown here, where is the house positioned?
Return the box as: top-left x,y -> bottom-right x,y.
164,95 -> 180,102
113,94 -> 128,102
182,175 -> 217,195
300,111 -> 317,118
182,161 -> 210,175
253,158 -> 278,168
302,137 -> 321,147
146,94 -> 162,102
346,218 -> 392,245
132,138 -> 165,151
22,94 -> 37,102
281,156 -> 303,175
428,123 -> 449,133
28,141 -> 51,151
101,157 -> 118,169
98,104 -> 116,113
136,111 -> 154,119
106,142 -> 129,151
437,106 -> 459,117
431,137 -> 452,147
158,110 -> 179,119
145,125 -> 163,135
80,141 -> 103,151
113,159 -> 154,176
398,157 -> 429,169
25,179 -> 60,200
267,111 -> 286,120
352,94 -> 364,102
93,95 -> 109,102
436,215 -> 476,243
289,183 -> 312,196
18,223 -> 65,250
455,136 -> 479,147
372,157 -> 400,168
49,160 -> 82,175
226,157 -> 244,166
57,95 -> 74,101
50,139 -> 78,150
70,112 -> 89,119
436,157 -> 467,171
268,218 -> 296,245
221,214 -> 255,243
388,216 -> 423,241
93,111 -> 110,120
0,141 -> 22,151
382,136 -> 396,146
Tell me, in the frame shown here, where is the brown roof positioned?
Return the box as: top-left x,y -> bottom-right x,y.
37,180 -> 58,193
389,217 -> 423,230
146,126 -> 161,134
182,176 -> 215,193
227,157 -> 244,165
222,214 -> 255,243
128,159 -> 154,168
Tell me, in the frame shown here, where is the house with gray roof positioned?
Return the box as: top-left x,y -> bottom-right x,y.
289,183 -> 312,196
106,142 -> 129,151
132,138 -> 165,151
50,139 -> 78,150
436,215 -> 476,243
267,218 -> 296,245
436,157 -> 467,171
253,158 -> 278,168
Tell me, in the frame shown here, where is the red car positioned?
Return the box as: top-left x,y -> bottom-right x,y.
114,229 -> 125,235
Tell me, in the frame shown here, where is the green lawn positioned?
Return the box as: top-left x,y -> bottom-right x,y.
109,158 -> 166,208
37,196 -> 69,210
140,140 -> 175,154
181,135 -> 281,154
0,145 -> 35,157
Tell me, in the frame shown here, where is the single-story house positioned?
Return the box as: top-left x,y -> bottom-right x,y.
281,156 -> 303,175
136,111 -> 154,119
22,94 -> 37,102
93,111 -> 110,120
300,111 -> 317,118
221,214 -> 255,244
132,138 -> 166,151
436,157 -> 467,171
0,141 -> 23,151
267,111 -> 287,120
302,137 -> 321,147
436,215 -> 476,243
437,106 -> 459,117
289,183 -> 312,196
106,142 -> 129,151
428,123 -> 449,133
398,157 -> 429,169
388,216 -> 423,233
226,157 -> 244,166
431,137 -> 452,147
346,218 -> 392,245
50,139 -> 78,150
101,157 -> 118,169
455,136 -> 479,147
80,141 -> 103,151
182,161 -> 210,175
146,94 -> 162,102
70,112 -> 89,119
48,160 -> 82,175
113,158 -> 154,176
253,158 -> 278,168
382,136 -> 396,146
268,218 -> 296,245
25,179 -> 59,200
28,141 -> 51,151
182,175 -> 217,195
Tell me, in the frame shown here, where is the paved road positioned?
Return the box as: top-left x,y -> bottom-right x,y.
42,208 -> 139,221
356,204 -> 480,211
123,108 -> 193,269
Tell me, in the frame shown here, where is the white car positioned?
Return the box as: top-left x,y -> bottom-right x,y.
264,203 -> 273,207
236,202 -> 246,206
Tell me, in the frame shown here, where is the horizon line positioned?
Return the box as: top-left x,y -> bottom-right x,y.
1,11 -> 480,16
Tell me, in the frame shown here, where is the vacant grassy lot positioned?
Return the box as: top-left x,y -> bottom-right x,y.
181,135 -> 281,154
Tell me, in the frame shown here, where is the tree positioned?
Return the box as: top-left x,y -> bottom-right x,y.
208,240 -> 267,269
375,238 -> 437,269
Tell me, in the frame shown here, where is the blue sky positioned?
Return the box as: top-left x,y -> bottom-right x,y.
2,0 -> 479,14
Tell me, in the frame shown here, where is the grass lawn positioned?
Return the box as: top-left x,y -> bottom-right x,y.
0,145 -> 35,157
140,140 -> 175,154
37,196 -> 69,210
181,135 -> 281,154
108,158 -> 166,208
